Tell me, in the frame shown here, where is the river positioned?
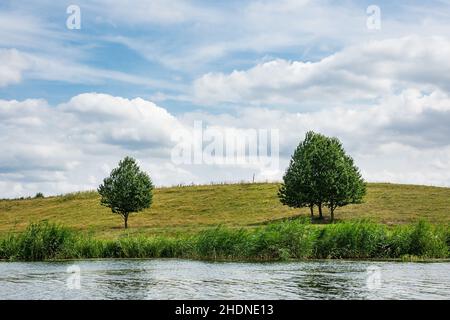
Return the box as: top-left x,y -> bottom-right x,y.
0,259 -> 449,299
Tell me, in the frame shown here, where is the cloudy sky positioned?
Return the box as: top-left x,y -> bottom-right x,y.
2,0 -> 450,198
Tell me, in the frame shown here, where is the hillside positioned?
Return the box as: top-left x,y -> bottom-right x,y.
0,183 -> 449,239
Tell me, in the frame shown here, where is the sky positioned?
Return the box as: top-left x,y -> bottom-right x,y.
2,0 -> 450,198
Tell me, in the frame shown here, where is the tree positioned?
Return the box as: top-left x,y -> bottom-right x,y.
278,131 -> 366,222
98,156 -> 153,228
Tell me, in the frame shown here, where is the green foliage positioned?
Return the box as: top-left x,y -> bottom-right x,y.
278,132 -> 317,210
1,221 -> 448,261
34,192 -> 44,199
0,234 -> 19,260
279,131 -> 366,221
389,220 -> 448,258
195,226 -> 250,259
249,221 -> 315,260
98,156 -> 153,228
446,228 -> 450,248
0,222 -> 73,261
314,221 -> 389,259
71,237 -> 105,259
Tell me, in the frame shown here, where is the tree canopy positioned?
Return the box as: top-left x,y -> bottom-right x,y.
278,131 -> 366,221
98,156 -> 153,228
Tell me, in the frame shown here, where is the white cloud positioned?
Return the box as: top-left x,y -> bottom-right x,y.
3,1 -> 450,197
0,94 -> 187,197
2,87 -> 450,198
101,0 -> 362,71
100,0 -> 450,73
60,93 -> 181,149
193,36 -> 450,107
0,49 -> 29,87
182,88 -> 450,187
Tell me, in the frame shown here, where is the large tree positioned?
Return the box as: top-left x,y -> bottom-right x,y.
98,156 -> 153,228
278,131 -> 366,222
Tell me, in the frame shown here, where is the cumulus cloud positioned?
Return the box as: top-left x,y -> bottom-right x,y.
193,36 -> 450,107
0,94 -> 186,197
182,88 -> 450,187
60,93 -> 181,150
1,92 -> 285,198
2,87 -> 450,198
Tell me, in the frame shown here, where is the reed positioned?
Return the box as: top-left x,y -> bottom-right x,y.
1,220 -> 448,261
0,221 -> 73,261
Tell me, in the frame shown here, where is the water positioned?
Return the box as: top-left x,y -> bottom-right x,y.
0,259 -> 449,299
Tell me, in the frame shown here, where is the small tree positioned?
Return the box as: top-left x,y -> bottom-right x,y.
279,131 -> 366,222
98,156 -> 153,228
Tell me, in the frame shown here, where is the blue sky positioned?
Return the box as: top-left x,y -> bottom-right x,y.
1,0 -> 437,107
0,1 -> 446,103
2,0 -> 450,197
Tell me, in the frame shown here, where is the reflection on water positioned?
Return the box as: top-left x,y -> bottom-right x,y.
0,259 -> 449,299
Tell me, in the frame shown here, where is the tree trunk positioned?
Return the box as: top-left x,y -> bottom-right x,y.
124,214 -> 129,229
309,205 -> 314,218
318,204 -> 323,219
330,208 -> 334,223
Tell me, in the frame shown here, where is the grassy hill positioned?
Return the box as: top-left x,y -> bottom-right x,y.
0,182 -> 449,239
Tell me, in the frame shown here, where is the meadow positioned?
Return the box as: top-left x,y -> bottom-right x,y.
0,182 -> 449,239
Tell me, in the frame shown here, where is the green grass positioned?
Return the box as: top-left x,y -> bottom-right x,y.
1,220 -> 448,261
1,182 -> 450,239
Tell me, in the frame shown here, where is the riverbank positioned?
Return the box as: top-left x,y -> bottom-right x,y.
1,220 -> 448,261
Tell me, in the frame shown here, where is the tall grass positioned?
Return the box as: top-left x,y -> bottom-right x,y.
248,221 -> 316,260
0,221 -> 73,261
314,221 -> 390,259
0,220 -> 448,261
389,221 -> 449,258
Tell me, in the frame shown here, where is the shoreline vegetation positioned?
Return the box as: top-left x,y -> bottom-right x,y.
1,182 -> 449,262
1,219 -> 448,262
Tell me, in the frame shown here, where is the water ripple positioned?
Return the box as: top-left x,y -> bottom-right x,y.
0,260 -> 448,299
